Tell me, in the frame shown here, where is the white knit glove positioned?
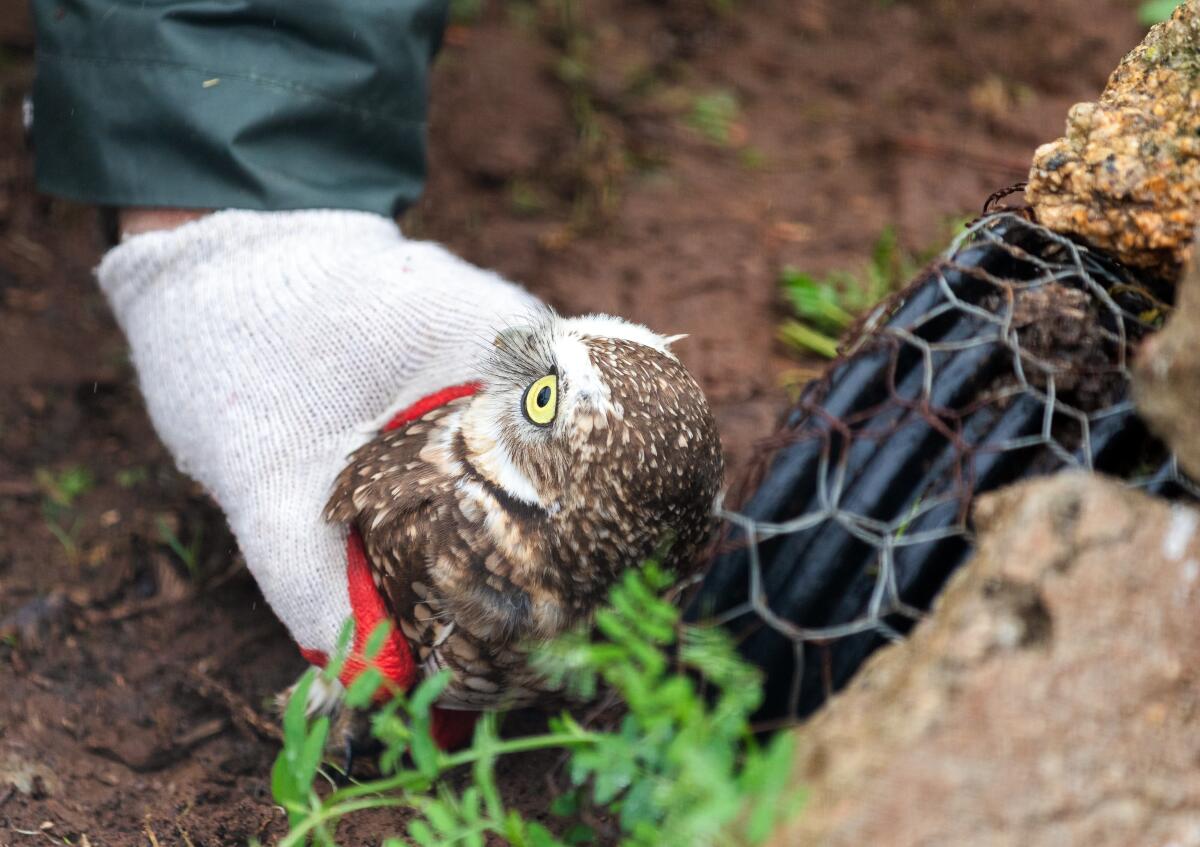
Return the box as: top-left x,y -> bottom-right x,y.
98,209 -> 540,675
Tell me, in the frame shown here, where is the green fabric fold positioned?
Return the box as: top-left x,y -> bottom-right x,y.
32,0 -> 448,215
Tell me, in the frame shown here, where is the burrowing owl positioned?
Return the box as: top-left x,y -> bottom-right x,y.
325,312 -> 723,709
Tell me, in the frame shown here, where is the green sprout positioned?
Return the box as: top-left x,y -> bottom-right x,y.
738,146 -> 768,171
780,219 -> 970,359
115,466 -> 149,489
156,515 -> 204,581
509,180 -> 549,216
450,0 -> 484,25
36,466 -> 94,565
688,90 -> 741,145
35,465 -> 94,508
271,564 -> 803,846
43,515 -> 85,565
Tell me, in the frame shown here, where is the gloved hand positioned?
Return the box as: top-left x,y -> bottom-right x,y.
98,209 -> 540,719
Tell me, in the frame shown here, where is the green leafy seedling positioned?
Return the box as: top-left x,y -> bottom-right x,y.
273,670 -> 332,832
509,180 -> 549,216
779,220 -> 969,358
43,514 -> 84,565
688,89 -> 741,145
450,0 -> 484,25
115,466 -> 149,489
156,515 -> 204,581
35,465 -> 94,508
273,563 -> 803,846
36,466 -> 94,565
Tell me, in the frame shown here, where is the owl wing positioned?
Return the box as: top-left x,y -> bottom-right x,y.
325,400 -> 465,525
324,398 -> 469,675
324,397 -> 557,707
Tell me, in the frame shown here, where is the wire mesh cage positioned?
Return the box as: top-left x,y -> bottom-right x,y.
690,211 -> 1198,726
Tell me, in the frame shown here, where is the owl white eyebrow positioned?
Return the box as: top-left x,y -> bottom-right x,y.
552,333 -> 615,415
561,314 -> 680,359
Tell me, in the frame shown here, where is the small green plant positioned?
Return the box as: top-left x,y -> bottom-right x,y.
36,465 -> 94,565
509,180 -> 549,216
450,0 -> 484,25
272,565 -> 801,846
506,1 -> 540,31
42,513 -> 84,565
779,219 -> 970,359
1138,0 -> 1183,25
738,146 -> 768,171
778,226 -> 909,358
35,465 -> 94,508
156,514 -> 204,581
115,466 -> 149,489
688,90 -> 741,145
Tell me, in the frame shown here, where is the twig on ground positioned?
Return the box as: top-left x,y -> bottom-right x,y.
86,717 -> 229,772
77,594 -> 185,627
185,664 -> 283,743
174,717 -> 230,749
202,557 -> 248,592
143,815 -> 162,847
72,556 -> 245,631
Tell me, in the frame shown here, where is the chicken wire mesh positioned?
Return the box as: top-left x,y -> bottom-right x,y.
689,211 -> 1198,727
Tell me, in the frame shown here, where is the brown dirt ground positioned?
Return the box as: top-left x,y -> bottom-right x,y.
0,1 -> 1144,844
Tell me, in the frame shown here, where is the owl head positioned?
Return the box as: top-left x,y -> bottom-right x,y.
464,311 -> 722,565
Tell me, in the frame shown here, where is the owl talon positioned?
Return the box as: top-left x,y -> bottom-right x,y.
337,739 -> 356,784
333,706 -> 382,781
338,735 -> 382,783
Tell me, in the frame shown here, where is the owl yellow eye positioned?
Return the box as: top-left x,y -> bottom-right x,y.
523,374 -> 558,426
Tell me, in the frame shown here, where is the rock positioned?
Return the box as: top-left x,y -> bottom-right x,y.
1027,0 -> 1200,281
0,591 -> 70,649
768,473 -> 1200,847
0,749 -> 61,798
1135,240 -> 1200,479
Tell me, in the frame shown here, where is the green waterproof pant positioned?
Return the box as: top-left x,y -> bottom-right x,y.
32,0 -> 449,216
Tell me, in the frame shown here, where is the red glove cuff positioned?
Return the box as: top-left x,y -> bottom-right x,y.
298,382 -> 485,749
298,528 -> 418,694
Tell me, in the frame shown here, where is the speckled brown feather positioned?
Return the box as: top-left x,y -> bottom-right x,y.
325,396 -> 537,707
326,327 -> 723,710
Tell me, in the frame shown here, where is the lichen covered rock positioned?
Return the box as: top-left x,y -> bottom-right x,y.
1027,0 -> 1200,281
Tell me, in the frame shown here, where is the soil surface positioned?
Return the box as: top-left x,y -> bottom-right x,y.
0,1 -> 1144,844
